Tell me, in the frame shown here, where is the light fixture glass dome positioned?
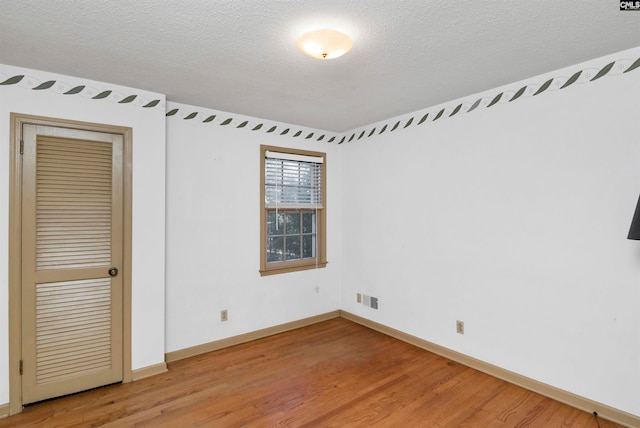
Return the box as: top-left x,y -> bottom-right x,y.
296,29 -> 353,60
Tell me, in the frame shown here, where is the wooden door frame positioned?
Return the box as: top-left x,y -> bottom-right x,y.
8,113 -> 133,415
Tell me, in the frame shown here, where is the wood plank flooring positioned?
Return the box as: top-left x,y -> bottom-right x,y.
0,318 -> 624,427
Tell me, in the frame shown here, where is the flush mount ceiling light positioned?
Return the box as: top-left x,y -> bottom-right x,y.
296,29 -> 353,60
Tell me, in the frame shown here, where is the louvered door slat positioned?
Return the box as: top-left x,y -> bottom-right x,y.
37,179 -> 112,188
35,136 -> 112,270
37,333 -> 111,352
35,278 -> 113,384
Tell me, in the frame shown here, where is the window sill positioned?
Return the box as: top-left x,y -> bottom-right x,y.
259,261 -> 328,277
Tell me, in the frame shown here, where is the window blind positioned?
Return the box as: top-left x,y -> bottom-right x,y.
265,153 -> 323,209
265,150 -> 324,164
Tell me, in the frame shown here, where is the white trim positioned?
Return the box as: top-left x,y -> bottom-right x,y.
132,362 -> 168,381
265,150 -> 324,164
265,203 -> 323,209
166,311 -> 340,362
0,403 -> 9,419
340,311 -> 640,428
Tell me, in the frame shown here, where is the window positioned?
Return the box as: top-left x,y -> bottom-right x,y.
260,145 -> 326,275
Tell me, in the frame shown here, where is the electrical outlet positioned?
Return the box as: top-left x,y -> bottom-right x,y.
456,320 -> 464,335
221,309 -> 228,322
357,293 -> 362,303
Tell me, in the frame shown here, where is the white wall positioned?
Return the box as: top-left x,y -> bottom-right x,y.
2,47 -> 639,419
340,48 -> 640,416
164,103 -> 342,353
0,65 -> 167,405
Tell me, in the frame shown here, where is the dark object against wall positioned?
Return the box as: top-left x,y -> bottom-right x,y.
628,195 -> 640,240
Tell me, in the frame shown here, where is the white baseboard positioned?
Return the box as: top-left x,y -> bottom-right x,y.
165,310 -> 341,363
0,403 -> 8,419
340,311 -> 639,428
132,362 -> 168,381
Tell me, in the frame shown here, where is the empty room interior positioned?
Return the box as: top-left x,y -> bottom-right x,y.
1,1 -> 640,426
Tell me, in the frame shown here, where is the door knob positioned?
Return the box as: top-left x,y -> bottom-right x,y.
108,267 -> 118,277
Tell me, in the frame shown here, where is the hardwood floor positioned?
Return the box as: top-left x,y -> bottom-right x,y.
0,318 -> 624,427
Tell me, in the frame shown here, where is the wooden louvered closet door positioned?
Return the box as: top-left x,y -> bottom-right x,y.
21,124 -> 123,404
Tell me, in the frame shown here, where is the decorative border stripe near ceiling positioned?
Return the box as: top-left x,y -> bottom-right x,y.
0,73 -> 165,108
338,55 -> 640,144
165,107 -> 341,143
1,54 -> 638,144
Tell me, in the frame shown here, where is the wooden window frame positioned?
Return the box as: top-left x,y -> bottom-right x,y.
260,145 -> 327,276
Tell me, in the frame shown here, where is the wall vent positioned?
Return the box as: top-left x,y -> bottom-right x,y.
359,293 -> 379,310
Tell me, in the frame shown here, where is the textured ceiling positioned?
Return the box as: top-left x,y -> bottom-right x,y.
1,1 -> 639,132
